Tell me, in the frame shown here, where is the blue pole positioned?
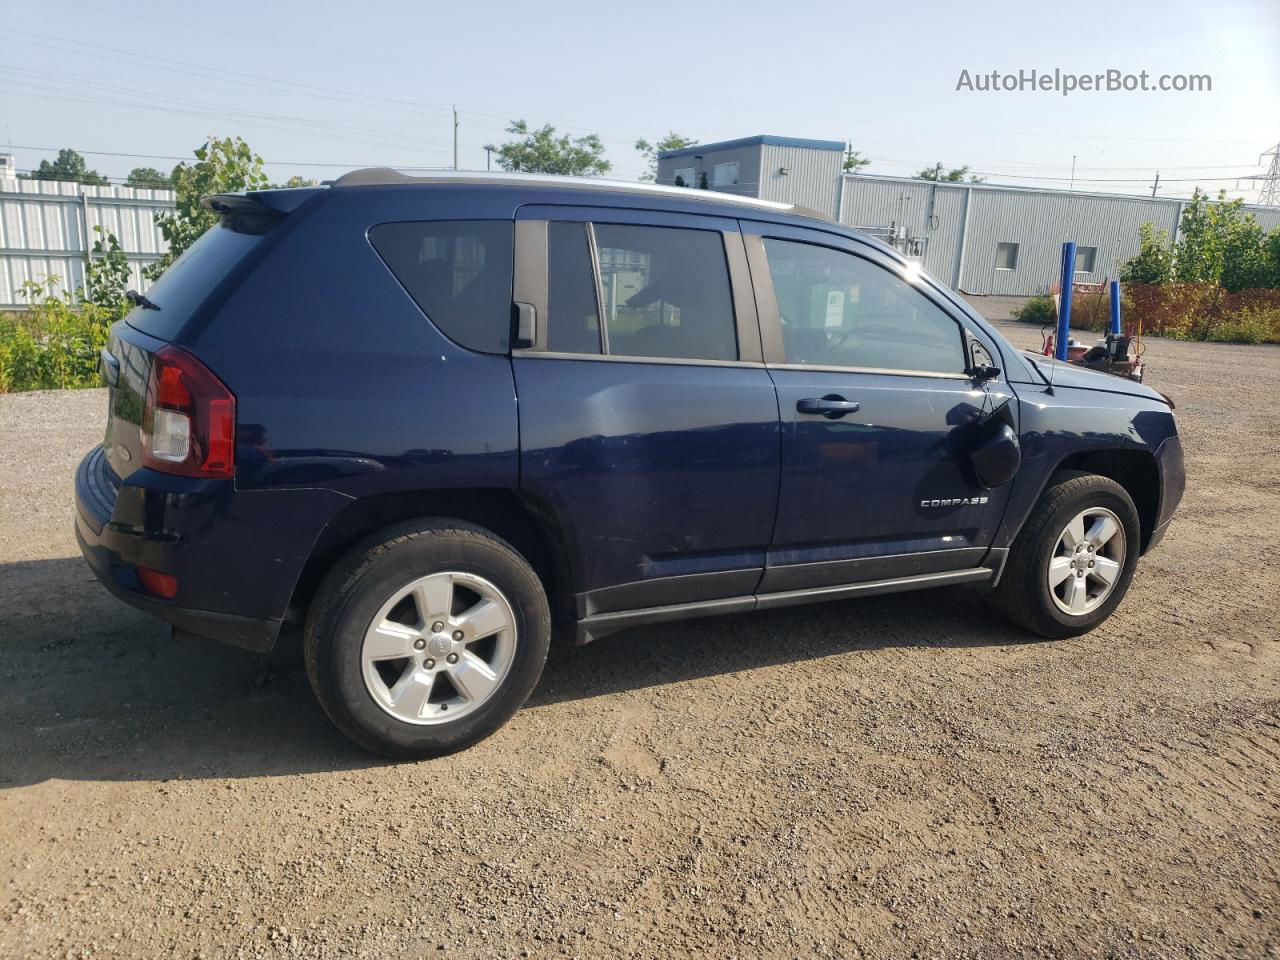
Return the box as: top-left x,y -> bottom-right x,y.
1109,279 -> 1122,336
1055,241 -> 1076,361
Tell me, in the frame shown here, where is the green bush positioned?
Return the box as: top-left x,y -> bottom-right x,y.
0,278 -> 112,393
1012,295 -> 1057,326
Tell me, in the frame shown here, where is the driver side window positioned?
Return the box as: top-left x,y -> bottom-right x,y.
762,238 -> 966,373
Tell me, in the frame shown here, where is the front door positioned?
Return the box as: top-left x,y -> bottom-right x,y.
513,205 -> 780,618
742,222 -> 1016,594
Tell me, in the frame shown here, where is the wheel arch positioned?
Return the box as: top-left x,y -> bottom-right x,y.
1048,449 -> 1161,553
284,487 -> 578,630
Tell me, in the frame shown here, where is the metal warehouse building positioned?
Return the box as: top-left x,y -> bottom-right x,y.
658,136 -> 1280,297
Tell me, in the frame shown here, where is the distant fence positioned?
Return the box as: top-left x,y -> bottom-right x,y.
0,176 -> 174,308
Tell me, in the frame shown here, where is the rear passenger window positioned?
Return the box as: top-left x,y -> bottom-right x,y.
762,238 -> 965,373
369,220 -> 513,354
546,223 -> 738,362
594,224 -> 737,362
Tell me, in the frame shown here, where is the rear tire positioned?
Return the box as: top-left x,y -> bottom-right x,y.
304,520 -> 551,759
993,471 -> 1140,638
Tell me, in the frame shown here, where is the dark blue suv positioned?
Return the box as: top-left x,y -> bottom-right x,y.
75,171 -> 1184,758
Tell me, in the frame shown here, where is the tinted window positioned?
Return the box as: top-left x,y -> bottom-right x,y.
763,238 -> 965,373
127,221 -> 264,341
547,222 -> 601,354
370,220 -> 513,354
594,224 -> 737,362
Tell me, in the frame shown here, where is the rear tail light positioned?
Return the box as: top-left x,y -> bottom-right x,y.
142,345 -> 235,477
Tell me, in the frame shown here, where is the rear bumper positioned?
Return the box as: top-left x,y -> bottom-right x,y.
74,446 -> 348,652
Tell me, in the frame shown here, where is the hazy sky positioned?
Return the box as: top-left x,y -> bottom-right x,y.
2,0 -> 1277,201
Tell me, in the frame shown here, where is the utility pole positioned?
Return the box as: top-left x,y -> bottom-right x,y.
1068,155 -> 1077,193
484,146 -> 493,171
934,162 -> 942,182
452,105 -> 459,170
1151,171 -> 1160,197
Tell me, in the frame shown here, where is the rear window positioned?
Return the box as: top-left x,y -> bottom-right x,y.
369,220 -> 514,354
127,221 -> 265,341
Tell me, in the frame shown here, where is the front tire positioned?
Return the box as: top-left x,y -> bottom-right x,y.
304,520 -> 551,759
993,471 -> 1141,638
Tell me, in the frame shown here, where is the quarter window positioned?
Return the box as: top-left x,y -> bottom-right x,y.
369,220 -> 513,354
995,242 -> 1019,271
762,238 -> 966,374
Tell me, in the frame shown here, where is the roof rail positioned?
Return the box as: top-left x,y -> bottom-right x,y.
329,168 -> 829,220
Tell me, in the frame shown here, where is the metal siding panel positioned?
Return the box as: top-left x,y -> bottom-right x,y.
655,144 -> 762,198
758,145 -> 841,214
0,178 -> 173,306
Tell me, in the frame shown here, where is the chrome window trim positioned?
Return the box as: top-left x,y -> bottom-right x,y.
765,362 -> 974,381
515,351 -> 766,370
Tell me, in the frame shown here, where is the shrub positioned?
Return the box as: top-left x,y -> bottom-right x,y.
1013,295 -> 1057,326
0,278 -> 112,393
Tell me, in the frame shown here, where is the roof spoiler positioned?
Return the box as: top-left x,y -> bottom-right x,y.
202,186 -> 324,217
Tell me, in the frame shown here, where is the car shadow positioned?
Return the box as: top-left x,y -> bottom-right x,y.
0,556 -> 1031,786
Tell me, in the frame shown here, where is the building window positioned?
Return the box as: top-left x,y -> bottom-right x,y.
995,242 -> 1019,271
711,161 -> 739,187
1074,245 -> 1097,273
673,166 -> 695,187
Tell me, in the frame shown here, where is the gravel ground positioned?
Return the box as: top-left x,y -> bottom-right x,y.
1,317 -> 1278,959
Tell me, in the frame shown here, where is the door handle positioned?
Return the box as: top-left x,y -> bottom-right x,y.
797,396 -> 860,419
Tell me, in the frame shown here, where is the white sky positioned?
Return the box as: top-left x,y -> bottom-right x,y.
1,0 -> 1277,201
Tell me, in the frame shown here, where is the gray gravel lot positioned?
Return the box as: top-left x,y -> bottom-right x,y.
1,315 -> 1277,959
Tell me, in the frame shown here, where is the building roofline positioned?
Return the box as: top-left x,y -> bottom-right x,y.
658,135 -> 845,161
328,167 -> 832,217
840,171 -> 1279,214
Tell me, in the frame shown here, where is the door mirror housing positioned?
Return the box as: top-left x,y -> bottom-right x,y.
967,364 -> 1001,383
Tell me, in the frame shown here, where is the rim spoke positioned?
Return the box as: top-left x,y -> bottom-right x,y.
1092,556 -> 1121,585
389,670 -> 435,719
1061,514 -> 1087,550
1062,574 -> 1088,614
1087,515 -> 1120,549
456,598 -> 508,641
413,575 -> 453,624
366,621 -> 419,660
449,651 -> 498,702
1048,556 -> 1074,587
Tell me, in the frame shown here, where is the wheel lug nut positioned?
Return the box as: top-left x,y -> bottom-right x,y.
424,659 -> 435,669
431,621 -> 444,633
452,630 -> 464,641
413,639 -> 426,650
1088,561 -> 1095,567
446,653 -> 458,664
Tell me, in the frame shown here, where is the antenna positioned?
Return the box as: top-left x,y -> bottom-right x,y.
1257,142 -> 1280,207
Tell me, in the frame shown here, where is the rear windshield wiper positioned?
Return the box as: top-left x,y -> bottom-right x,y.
126,289 -> 160,311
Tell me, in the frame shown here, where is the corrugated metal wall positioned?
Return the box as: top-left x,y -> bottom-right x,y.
838,174 -> 1280,296
0,176 -> 174,307
757,144 -> 841,215
655,145 -> 763,198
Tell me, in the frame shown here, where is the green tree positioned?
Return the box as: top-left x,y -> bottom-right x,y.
273,175 -> 320,188
1119,223 -> 1173,285
148,136 -> 269,279
843,144 -> 870,174
84,226 -> 131,317
126,166 -> 174,189
485,120 -> 610,177
917,163 -> 984,183
22,148 -> 109,186
634,132 -> 697,182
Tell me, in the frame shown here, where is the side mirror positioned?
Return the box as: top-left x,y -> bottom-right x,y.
967,364 -> 1001,382
969,420 -> 1021,488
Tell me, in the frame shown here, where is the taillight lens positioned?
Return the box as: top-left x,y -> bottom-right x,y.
142,345 -> 235,477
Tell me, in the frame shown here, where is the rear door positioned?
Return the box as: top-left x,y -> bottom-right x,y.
743,221 -> 1016,593
512,205 -> 780,618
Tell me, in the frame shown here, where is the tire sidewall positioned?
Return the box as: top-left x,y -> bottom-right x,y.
1029,481 -> 1140,634
315,531 -> 550,758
